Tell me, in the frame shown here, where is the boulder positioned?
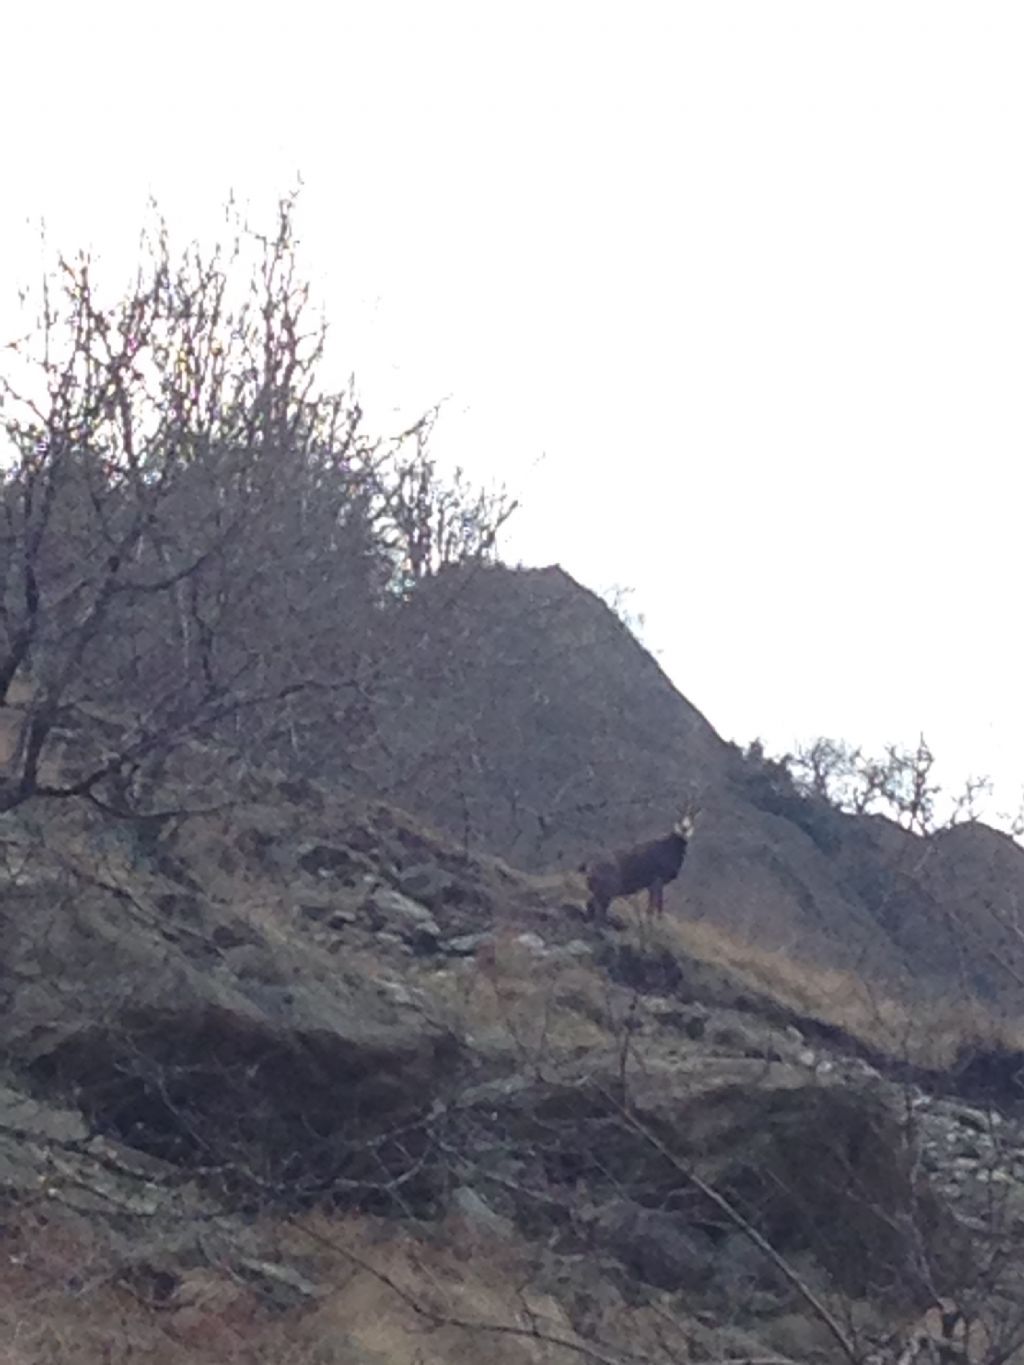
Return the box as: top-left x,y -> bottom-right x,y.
590,1198 -> 714,1291
366,887 -> 441,939
395,862 -> 456,909
0,871 -> 461,1203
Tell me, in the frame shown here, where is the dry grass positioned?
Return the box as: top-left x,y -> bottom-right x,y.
0,1207 -> 289,1365
647,910 -> 1024,1070
396,849 -> 1024,1076
428,933 -> 613,1060
0,1201 -> 701,1365
283,1210 -> 711,1365
511,865 -> 1024,1071
11,758 -> 1024,1080
292,1214 -> 574,1365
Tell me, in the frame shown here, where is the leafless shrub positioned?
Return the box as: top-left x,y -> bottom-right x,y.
786,735 -> 991,837
0,194 -> 515,813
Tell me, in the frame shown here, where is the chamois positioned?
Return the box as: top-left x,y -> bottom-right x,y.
581,803 -> 699,923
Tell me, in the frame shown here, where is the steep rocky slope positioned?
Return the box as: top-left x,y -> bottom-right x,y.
342,563 -> 1024,1009
2,750 -> 1024,1364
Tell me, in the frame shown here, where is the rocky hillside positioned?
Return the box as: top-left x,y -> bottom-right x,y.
349,563 -> 730,867
2,745 -> 1024,1364
342,563 -> 1024,1010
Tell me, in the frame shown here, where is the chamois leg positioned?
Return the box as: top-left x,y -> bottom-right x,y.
649,880 -> 665,917
586,892 -> 609,924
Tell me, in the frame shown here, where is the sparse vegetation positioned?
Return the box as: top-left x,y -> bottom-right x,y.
0,194 -> 514,815
741,733 -> 996,838
2,196 -> 1024,1365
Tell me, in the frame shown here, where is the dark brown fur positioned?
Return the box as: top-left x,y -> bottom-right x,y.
581,809 -> 697,922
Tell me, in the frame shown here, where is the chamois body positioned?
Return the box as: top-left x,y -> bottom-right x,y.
582,808 -> 697,922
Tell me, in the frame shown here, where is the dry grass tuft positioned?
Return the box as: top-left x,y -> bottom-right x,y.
647,912 -> 1024,1069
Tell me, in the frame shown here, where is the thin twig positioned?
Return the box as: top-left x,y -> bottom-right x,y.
293,1218 -> 659,1365
604,1092 -> 860,1365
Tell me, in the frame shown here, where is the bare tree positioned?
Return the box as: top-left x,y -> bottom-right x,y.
0,195 -> 515,814
372,404 -> 517,589
787,735 -> 989,837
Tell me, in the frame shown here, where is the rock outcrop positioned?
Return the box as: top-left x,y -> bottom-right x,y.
1,763 -> 1022,1363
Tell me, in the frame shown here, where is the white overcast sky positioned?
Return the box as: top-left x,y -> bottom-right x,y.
3,2 -> 1022,821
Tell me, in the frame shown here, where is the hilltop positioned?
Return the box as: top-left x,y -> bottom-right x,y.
342,563 -> 1024,1012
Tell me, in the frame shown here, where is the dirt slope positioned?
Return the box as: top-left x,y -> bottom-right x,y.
2,754 -> 1024,1364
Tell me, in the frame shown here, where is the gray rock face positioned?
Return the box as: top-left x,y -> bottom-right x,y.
0,855 -> 461,1206
591,1199 -> 714,1291
298,842 -> 370,880
396,863 -> 456,908
444,931 -> 495,956
450,1185 -> 515,1238
514,931 -> 547,954
912,1090 -> 1024,1209
367,887 -> 441,938
714,1231 -> 790,1296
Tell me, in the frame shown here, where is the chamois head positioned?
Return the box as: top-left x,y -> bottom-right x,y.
673,802 -> 699,842
583,799 -> 700,924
